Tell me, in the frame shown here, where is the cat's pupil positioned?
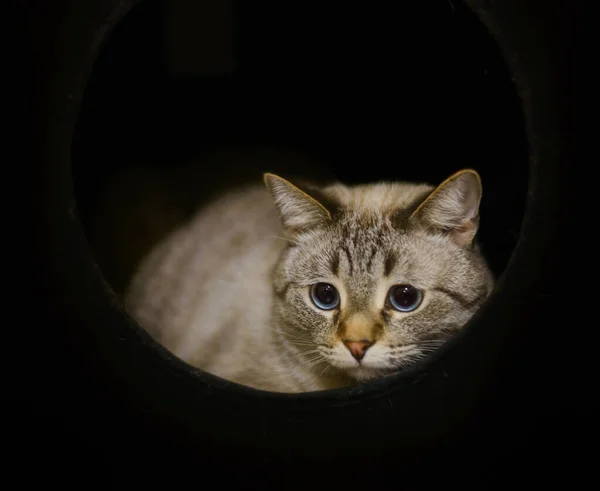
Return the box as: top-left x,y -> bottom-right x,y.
311,283 -> 340,310
393,285 -> 416,307
389,284 -> 422,312
315,284 -> 336,304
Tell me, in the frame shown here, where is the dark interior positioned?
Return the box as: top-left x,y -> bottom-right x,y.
72,0 -> 529,300
23,0 -> 577,481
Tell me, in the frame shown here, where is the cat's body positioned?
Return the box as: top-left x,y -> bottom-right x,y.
126,185 -> 329,391
125,171 -> 495,393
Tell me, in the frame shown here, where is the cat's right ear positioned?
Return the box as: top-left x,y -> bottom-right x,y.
409,169 -> 482,248
264,173 -> 332,238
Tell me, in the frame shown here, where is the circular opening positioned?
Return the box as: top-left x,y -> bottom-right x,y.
72,0 -> 529,396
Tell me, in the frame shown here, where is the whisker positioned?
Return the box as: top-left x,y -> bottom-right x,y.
390,344 -> 417,352
417,339 -> 449,352
295,349 -> 327,366
296,353 -> 325,364
288,339 -> 315,348
296,349 -> 322,357
268,235 -> 299,246
389,348 -> 430,371
303,358 -> 327,369
272,329 -> 314,345
272,328 -> 303,337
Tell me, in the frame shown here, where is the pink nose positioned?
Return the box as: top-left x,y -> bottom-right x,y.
343,340 -> 373,361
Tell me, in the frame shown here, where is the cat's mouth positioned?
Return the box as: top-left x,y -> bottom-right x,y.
326,356 -> 399,382
323,343 -> 430,381
344,364 -> 394,382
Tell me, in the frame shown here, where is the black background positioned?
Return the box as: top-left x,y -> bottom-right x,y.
72,0 -> 528,292
19,0 -> 581,487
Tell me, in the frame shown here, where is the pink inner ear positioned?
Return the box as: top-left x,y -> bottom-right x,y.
442,173 -> 481,223
460,181 -> 481,222
265,174 -> 331,237
419,171 -> 482,247
450,210 -> 480,247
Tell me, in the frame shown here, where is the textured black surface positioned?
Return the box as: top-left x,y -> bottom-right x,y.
24,0 -> 578,486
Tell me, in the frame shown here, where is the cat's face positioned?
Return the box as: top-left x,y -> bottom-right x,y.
266,171 -> 494,382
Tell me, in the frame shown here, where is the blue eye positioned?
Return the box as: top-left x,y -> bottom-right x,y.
388,284 -> 423,312
310,283 -> 340,310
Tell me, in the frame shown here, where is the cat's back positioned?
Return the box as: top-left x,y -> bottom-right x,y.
125,183 -> 285,359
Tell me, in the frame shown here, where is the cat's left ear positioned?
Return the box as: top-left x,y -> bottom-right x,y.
264,173 -> 332,239
409,169 -> 482,248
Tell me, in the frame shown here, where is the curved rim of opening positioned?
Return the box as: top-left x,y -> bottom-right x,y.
44,0 -> 564,415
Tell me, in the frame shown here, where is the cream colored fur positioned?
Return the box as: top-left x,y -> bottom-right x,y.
125,171 -> 494,393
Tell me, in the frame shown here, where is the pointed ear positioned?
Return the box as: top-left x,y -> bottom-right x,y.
264,173 -> 332,238
410,169 -> 483,248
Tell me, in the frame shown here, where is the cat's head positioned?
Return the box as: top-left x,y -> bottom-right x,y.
264,170 -> 495,383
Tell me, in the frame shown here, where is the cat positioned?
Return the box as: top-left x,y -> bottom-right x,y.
124,169 -> 495,393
